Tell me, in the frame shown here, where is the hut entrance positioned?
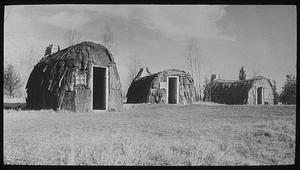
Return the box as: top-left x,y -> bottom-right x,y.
257,87 -> 263,104
167,76 -> 179,104
92,66 -> 108,110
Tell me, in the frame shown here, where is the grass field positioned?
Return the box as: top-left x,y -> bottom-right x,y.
3,103 -> 296,165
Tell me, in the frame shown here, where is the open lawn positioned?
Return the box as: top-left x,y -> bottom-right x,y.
3,104 -> 296,165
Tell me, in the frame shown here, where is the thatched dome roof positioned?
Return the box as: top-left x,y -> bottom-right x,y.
205,76 -> 273,90
39,41 -> 114,67
26,41 -> 119,110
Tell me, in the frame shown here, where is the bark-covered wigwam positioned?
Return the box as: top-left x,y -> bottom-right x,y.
203,76 -> 275,105
26,41 -> 122,111
126,69 -> 196,104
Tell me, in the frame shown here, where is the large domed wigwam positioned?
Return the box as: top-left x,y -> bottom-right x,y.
26,41 -> 122,111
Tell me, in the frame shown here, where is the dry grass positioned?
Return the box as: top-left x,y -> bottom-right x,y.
3,104 -> 296,165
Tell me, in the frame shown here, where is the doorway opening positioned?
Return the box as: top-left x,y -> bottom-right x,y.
167,76 -> 179,104
257,87 -> 263,105
92,66 -> 108,110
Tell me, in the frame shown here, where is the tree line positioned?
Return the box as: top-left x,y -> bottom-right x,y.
4,62 -> 296,105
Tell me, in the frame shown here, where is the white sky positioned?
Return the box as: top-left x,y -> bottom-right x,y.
4,5 -> 297,94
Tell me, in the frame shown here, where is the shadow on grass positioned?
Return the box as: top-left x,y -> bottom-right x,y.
3,102 -> 27,110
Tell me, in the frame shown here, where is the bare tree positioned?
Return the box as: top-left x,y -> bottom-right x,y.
203,76 -> 210,90
122,55 -> 142,100
185,38 -> 204,101
252,69 -> 261,78
65,27 -> 81,47
21,48 -> 39,74
126,34 -> 141,84
4,64 -> 24,98
128,55 -> 142,83
101,23 -> 114,50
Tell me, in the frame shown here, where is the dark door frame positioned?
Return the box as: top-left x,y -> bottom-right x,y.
91,65 -> 108,111
257,87 -> 264,105
167,76 -> 179,104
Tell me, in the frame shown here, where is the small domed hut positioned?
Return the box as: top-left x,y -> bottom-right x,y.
126,69 -> 196,104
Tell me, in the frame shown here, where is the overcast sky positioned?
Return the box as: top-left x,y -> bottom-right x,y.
4,5 -> 296,93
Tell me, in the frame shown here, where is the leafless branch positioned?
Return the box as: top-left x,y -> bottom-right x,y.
101,24 -> 114,49
185,38 -> 205,101
65,27 -> 81,47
